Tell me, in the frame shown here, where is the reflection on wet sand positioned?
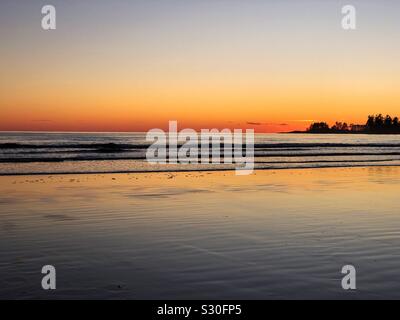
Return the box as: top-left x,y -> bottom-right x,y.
1,167 -> 400,299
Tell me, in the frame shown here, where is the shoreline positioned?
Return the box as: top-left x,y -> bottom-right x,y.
1,162 -> 400,177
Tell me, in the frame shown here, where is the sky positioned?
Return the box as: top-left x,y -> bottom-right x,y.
1,0 -> 400,132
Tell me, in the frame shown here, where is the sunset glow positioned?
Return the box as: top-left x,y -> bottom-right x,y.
1,0 -> 400,132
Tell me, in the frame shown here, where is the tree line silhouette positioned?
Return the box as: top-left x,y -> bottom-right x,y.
306,114 -> 400,134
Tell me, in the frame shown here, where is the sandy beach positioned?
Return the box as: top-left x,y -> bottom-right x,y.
2,0 -> 400,305
1,166 -> 400,299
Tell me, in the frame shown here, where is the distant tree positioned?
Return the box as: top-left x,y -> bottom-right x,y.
375,114 -> 384,129
306,114 -> 400,134
364,114 -> 400,133
393,117 -> 399,129
331,122 -> 340,132
366,115 -> 375,131
384,115 -> 393,130
307,122 -> 330,133
331,122 -> 349,132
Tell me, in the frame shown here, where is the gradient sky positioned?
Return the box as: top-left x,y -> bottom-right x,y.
1,0 -> 400,132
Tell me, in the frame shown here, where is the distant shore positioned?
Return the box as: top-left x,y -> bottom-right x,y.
293,115 -> 400,134
287,131 -> 400,134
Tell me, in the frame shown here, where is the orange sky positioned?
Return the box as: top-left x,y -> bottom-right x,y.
1,1 -> 400,132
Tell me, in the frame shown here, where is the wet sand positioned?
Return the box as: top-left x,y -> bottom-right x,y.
1,167 -> 400,299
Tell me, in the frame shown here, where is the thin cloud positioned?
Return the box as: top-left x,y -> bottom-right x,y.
246,122 -> 289,126
289,120 -> 315,123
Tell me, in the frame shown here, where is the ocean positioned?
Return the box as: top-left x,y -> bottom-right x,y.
1,132 -> 400,175
2,132 -> 400,299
